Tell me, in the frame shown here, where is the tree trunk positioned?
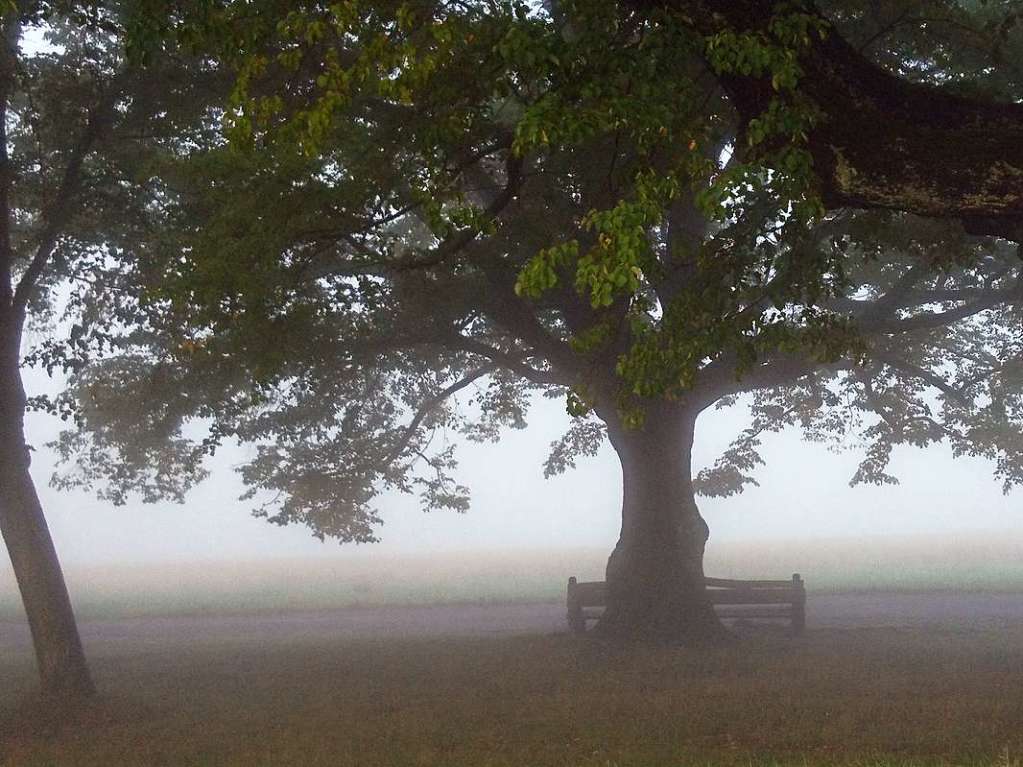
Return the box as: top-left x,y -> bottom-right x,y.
595,401 -> 726,642
0,335 -> 94,698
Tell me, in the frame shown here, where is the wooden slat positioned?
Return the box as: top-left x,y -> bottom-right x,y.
572,591 -> 800,607
576,607 -> 796,620
705,577 -> 798,588
576,608 -> 796,616
710,590 -> 800,605
715,606 -> 793,619
572,582 -> 606,603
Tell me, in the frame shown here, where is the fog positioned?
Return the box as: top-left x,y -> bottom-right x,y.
3,361 -> 1019,578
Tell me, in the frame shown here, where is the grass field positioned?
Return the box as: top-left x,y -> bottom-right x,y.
4,538 -> 1023,765
3,625 -> 1023,766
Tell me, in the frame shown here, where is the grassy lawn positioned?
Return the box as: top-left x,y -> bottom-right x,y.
3,625 -> 1023,766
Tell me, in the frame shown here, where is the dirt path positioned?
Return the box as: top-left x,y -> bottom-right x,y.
3,592 -> 1023,656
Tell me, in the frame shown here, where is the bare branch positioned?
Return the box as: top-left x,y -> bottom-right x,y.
861,288 -> 1020,335
871,350 -> 971,408
381,364 -> 496,468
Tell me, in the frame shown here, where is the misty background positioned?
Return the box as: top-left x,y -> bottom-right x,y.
7,354 -> 1022,562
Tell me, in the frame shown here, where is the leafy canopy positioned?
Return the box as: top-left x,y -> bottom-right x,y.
38,0 -> 1023,541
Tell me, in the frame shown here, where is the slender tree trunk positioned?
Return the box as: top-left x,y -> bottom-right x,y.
595,400 -> 726,642
0,328 -> 94,698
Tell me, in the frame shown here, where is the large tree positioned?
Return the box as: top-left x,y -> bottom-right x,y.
50,2 -> 1023,640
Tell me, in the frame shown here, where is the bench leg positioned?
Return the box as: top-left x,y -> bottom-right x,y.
568,613 -> 586,634
791,574 -> 806,635
792,602 -> 806,635
567,577 -> 585,634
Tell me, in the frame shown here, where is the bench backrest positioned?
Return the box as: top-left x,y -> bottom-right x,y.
567,578 -> 606,606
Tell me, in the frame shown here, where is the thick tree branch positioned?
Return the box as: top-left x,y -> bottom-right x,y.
859,287 -> 1020,335
693,350 -> 847,410
468,268 -> 587,382
447,335 -> 563,387
629,0 -> 1023,240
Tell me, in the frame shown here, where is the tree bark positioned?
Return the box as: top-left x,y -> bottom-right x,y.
0,330 -> 94,699
595,400 -> 727,642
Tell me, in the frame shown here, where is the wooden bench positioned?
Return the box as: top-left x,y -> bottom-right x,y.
566,574 -> 806,635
